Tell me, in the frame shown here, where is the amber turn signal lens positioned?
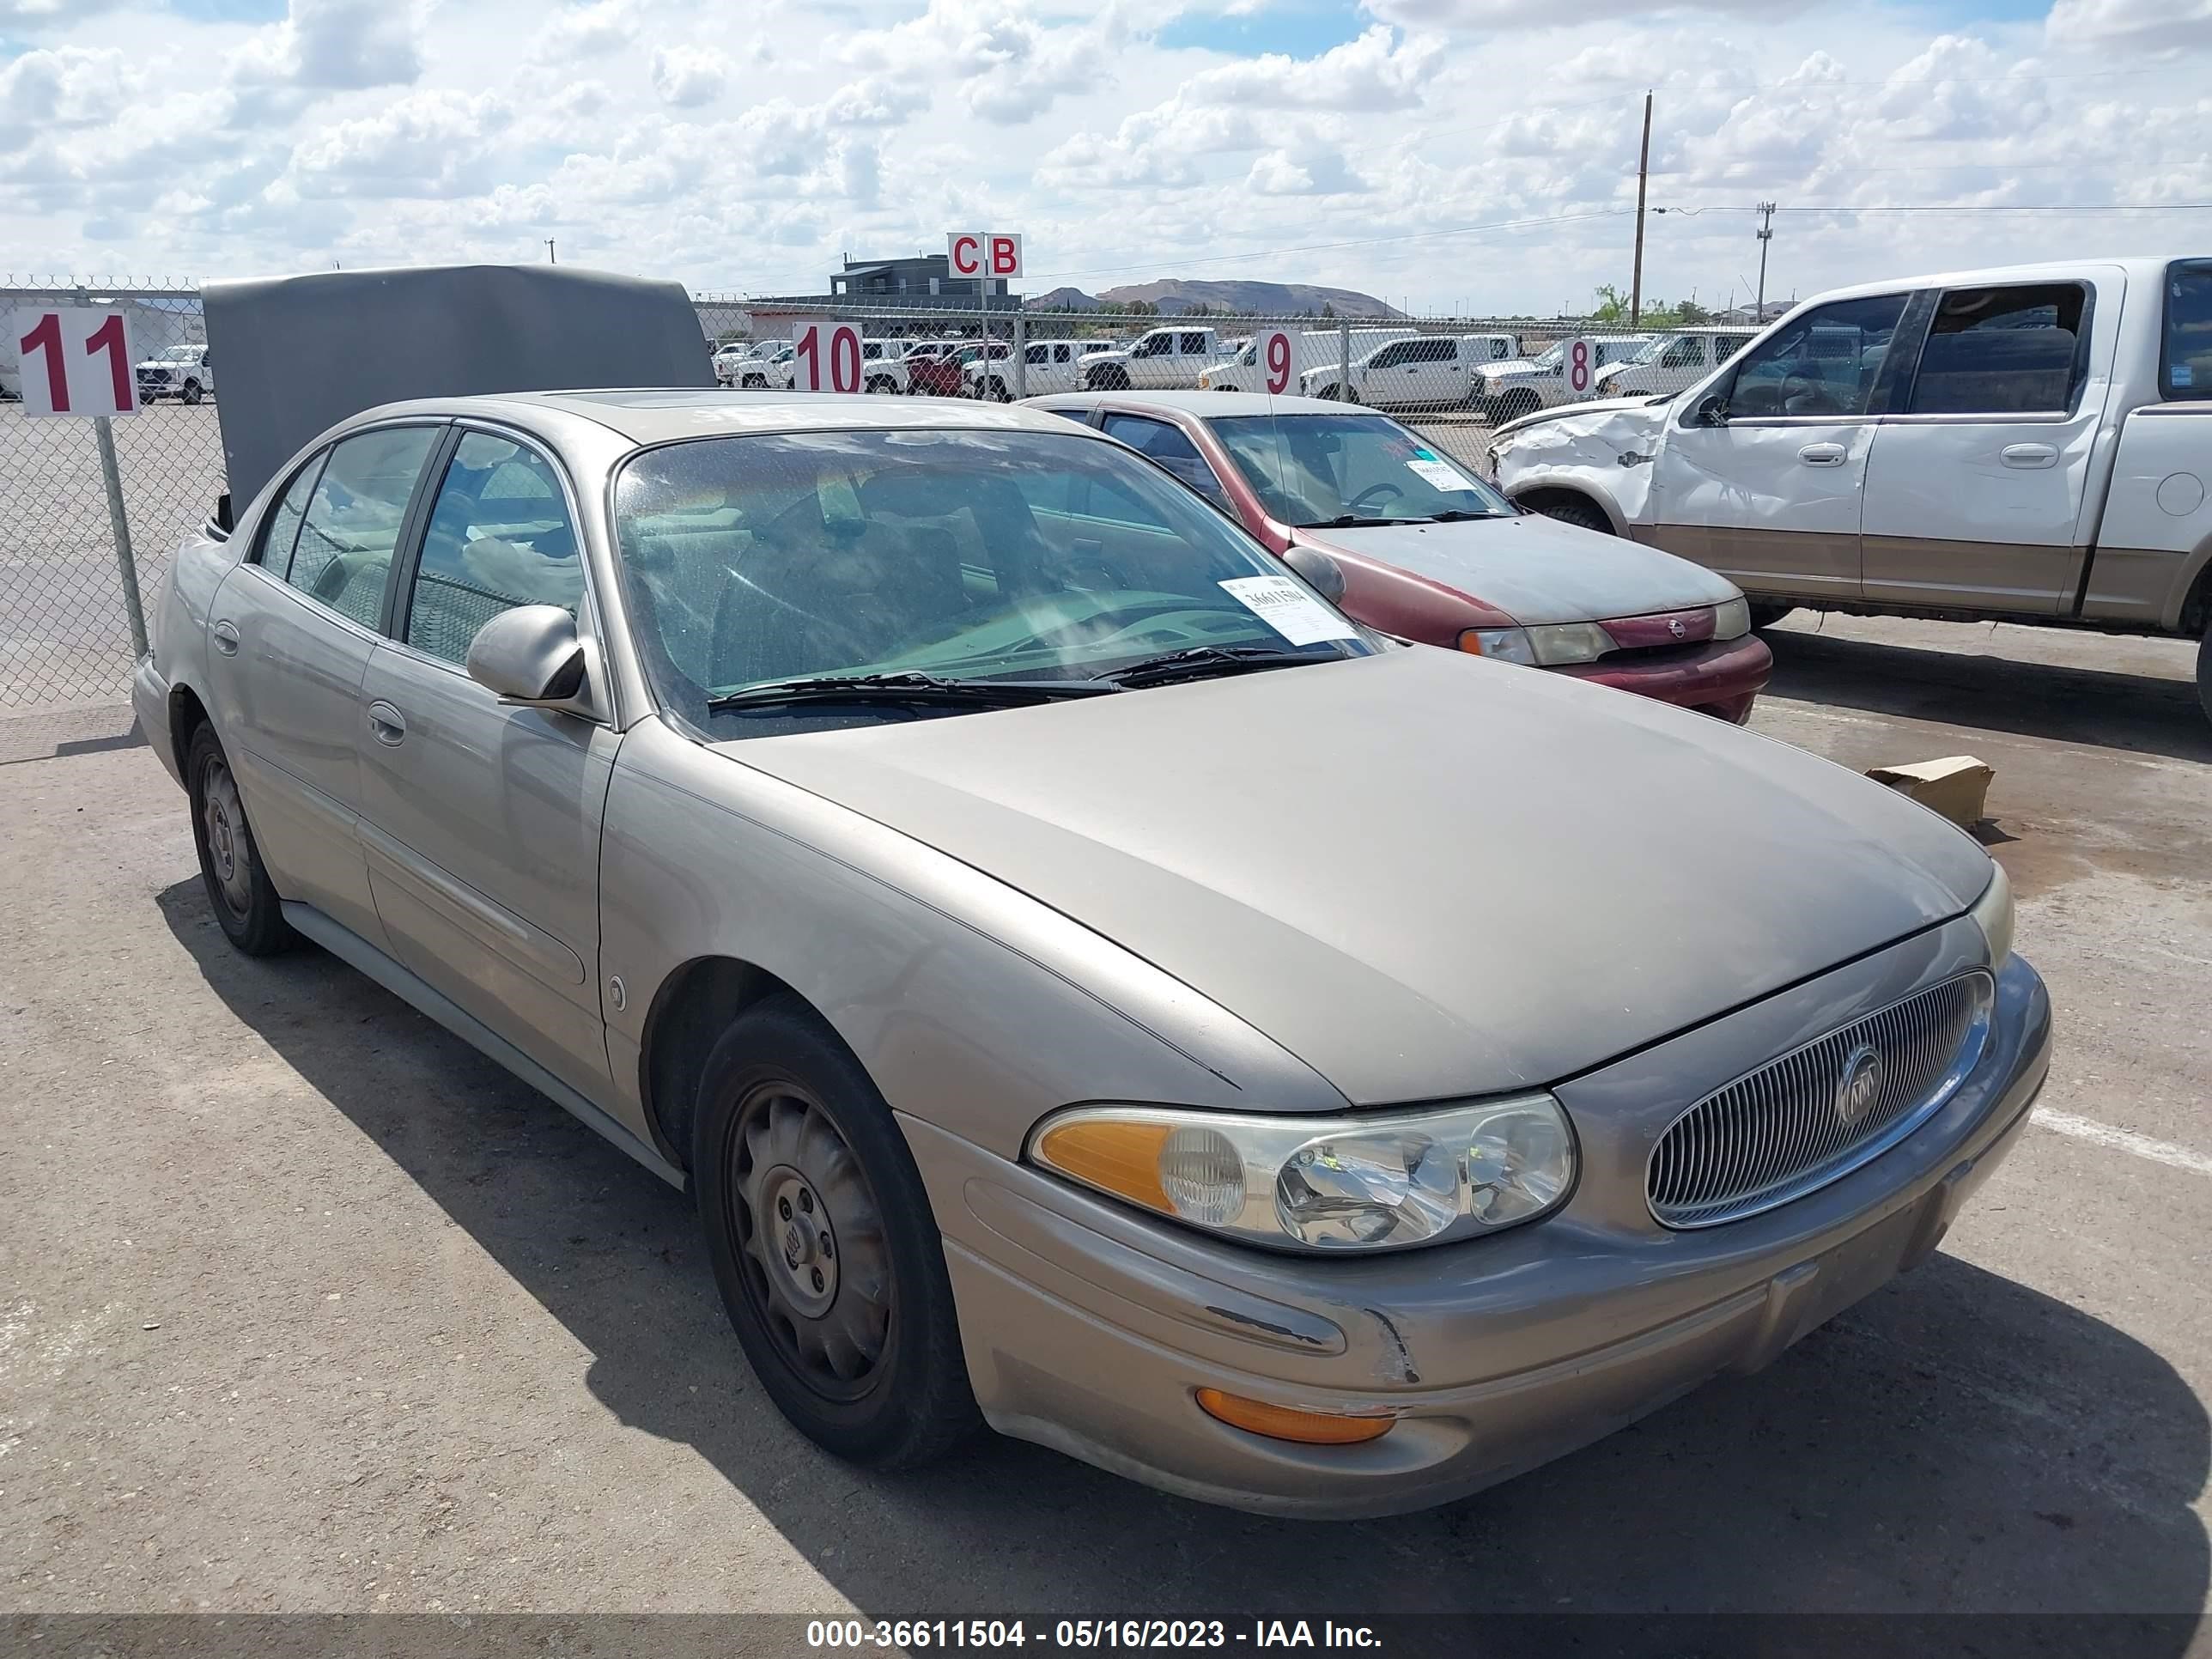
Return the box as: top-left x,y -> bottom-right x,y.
1455,629 -> 1485,653
1032,1119 -> 1174,1212
1195,1389 -> 1395,1445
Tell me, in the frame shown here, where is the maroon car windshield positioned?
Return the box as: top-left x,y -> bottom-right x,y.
1208,414 -> 1516,529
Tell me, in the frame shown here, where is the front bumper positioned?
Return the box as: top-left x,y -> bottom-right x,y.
1551,629 -> 1773,723
904,941 -> 2050,1518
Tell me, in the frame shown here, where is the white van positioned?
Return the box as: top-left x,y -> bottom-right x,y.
1198,327 -> 1415,393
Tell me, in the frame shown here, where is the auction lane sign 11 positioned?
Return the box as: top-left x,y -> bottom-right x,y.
10,304 -> 142,418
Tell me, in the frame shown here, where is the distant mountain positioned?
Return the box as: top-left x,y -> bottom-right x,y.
1024,278 -> 1402,319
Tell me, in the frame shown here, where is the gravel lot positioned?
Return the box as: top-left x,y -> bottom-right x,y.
2,620 -> 2208,1635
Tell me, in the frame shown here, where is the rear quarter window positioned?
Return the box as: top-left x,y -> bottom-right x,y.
2162,260 -> 2212,400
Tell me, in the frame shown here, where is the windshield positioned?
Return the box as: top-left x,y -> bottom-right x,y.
1626,337 -> 1670,365
1530,343 -> 1562,370
1207,413 -> 1514,526
612,428 -> 1376,732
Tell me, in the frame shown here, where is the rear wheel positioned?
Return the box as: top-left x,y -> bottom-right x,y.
2196,620 -> 2212,728
181,380 -> 204,404
693,996 -> 980,1468
186,724 -> 294,956
865,375 -> 897,396
1530,494 -> 1613,536
1315,382 -> 1341,400
985,377 -> 1011,403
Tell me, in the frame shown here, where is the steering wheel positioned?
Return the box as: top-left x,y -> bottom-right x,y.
1345,482 -> 1404,514
1780,372 -> 1838,416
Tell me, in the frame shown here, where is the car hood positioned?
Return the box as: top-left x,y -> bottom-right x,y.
715,646 -> 1990,1105
1302,514 -> 1740,625
1493,397 -> 1668,446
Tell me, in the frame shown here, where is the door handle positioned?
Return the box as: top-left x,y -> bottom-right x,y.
1797,443 -> 1847,466
211,620 -> 240,655
367,700 -> 407,746
2002,442 -> 2058,470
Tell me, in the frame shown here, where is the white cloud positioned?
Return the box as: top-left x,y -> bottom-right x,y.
649,46 -> 729,107
1181,26 -> 1443,112
1367,0 -> 1805,23
228,0 -> 424,91
532,0 -> 640,63
842,0 -> 1120,124
2047,0 -> 2212,51
0,47 -> 135,145
286,89 -> 509,198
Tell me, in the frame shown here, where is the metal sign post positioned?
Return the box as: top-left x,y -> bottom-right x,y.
94,416 -> 149,658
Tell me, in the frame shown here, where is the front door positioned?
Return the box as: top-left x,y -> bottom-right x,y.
202,423 -> 444,947
353,427 -> 619,1101
1859,278 -> 2116,615
1649,290 -> 1911,602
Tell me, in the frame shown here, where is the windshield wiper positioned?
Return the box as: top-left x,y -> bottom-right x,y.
1420,508 -> 1506,523
706,672 -> 1119,712
1100,645 -> 1322,689
1296,514 -> 1424,530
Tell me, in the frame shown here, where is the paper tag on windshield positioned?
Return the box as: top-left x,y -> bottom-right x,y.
1407,458 -> 1478,491
1218,574 -> 1360,646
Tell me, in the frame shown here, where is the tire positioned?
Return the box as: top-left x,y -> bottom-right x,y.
693,995 -> 981,1468
1500,390 -> 1541,422
2197,621 -> 2212,729
1314,383 -> 1341,401
866,375 -> 897,396
1092,366 -> 1129,391
1531,495 -> 1613,536
181,380 -> 204,404
985,377 -> 1011,404
741,374 -> 766,389
185,723 -> 295,956
1747,601 -> 1796,631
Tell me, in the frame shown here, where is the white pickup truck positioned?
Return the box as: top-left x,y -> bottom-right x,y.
135,343 -> 215,404
968,337 -> 1114,400
1197,327 -> 1413,394
1081,325 -> 1239,391
1589,327 -> 1757,400
1487,256 -> 2212,720
1471,336 -> 1653,424
1302,332 -> 1521,409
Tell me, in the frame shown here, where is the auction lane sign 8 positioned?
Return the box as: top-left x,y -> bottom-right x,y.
11,305 -> 142,418
1564,337 -> 1601,398
947,233 -> 1024,283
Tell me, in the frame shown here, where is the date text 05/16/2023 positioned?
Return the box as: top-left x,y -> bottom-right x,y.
805,1620 -> 1383,1650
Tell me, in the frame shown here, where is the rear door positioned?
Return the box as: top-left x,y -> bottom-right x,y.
1859,276 -> 2117,614
354,426 -> 620,1099
203,423 -> 444,948
1649,290 -> 1911,602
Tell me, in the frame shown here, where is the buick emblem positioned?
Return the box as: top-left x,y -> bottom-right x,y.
1835,1044 -> 1884,1127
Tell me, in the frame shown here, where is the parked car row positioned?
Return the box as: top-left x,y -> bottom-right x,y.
143,262 -> 2047,1528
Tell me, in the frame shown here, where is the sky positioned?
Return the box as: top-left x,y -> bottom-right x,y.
1,0 -> 2209,316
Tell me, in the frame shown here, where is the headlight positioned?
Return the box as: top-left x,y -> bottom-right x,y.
1030,1096 -> 1577,1253
1711,596 -> 1750,640
1458,626 -> 1536,665
1458,623 -> 1609,665
1970,860 -> 2014,969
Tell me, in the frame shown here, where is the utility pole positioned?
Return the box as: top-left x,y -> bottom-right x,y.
1629,90 -> 1652,328
1754,203 -> 1776,319
545,239 -> 557,264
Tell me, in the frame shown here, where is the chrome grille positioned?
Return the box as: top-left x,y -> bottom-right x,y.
1647,974 -> 1992,1229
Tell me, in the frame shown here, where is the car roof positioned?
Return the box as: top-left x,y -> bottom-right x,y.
343,389 -> 1101,445
1800,254 -> 2198,308
1024,390 -> 1364,417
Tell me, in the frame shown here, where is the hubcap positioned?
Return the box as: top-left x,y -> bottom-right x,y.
730,1087 -> 889,1397
201,759 -> 252,916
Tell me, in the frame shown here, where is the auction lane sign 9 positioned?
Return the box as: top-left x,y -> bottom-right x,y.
11,305 -> 142,418
792,319 -> 865,393
946,233 -> 1024,282
1255,329 -> 1297,396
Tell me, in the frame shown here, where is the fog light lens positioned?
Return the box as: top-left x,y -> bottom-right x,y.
1195,1389 -> 1395,1444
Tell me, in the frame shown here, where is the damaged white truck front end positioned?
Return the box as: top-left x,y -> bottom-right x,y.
1486,398 -> 1671,538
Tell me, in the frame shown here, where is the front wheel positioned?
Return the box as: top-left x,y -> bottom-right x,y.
186,724 -> 295,956
985,377 -> 1012,403
1091,366 -> 1129,391
1530,495 -> 1613,536
865,375 -> 897,396
1498,390 -> 1541,423
693,997 -> 980,1468
181,380 -> 204,404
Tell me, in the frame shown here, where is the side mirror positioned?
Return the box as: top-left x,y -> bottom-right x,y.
1691,392 -> 1729,428
466,605 -> 591,710
1282,544 -> 1347,604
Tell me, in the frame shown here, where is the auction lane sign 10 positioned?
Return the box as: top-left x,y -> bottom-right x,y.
791,319 -> 865,393
10,305 -> 142,418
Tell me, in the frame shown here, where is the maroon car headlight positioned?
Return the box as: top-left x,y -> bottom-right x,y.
1712,597 -> 1751,640
1460,623 -> 1612,666
1029,1096 -> 1577,1254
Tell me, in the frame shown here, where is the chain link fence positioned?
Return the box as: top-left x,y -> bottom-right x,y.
4,280 -> 1690,714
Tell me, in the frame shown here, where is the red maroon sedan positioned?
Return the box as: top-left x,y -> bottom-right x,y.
1029,390 -> 1771,722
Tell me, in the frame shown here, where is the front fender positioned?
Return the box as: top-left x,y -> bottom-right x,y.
1492,405 -> 1670,531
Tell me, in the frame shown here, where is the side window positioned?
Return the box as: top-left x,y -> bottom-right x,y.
1178,332 -> 1207,354
404,431 -> 584,667
1718,293 -> 1909,420
255,452 -> 326,576
284,426 -> 439,629
1492,338 -> 1512,360
1101,414 -> 1231,509
1369,343 -> 1410,369
1905,283 -> 2089,416
1419,339 -> 1455,363
2164,260 -> 2212,400
1718,335 -> 1753,362
1661,338 -> 1705,368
